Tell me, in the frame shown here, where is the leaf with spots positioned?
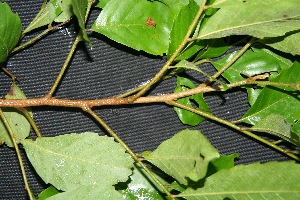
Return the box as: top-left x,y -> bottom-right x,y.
0,83 -> 32,147
144,129 -> 219,185
92,0 -> 189,55
22,132 -> 134,191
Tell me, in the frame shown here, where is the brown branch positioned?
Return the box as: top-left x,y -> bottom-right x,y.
0,74 -> 274,109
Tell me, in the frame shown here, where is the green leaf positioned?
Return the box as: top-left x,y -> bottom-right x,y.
174,76 -> 211,126
47,185 -> 123,200
291,121 -> 300,142
71,0 -> 91,45
24,0 -> 62,34
247,87 -> 263,106
241,61 -> 300,125
0,83 -> 31,147
54,0 -> 73,22
197,0 -> 300,40
205,153 -> 239,178
121,163 -> 169,199
211,47 -> 293,83
144,129 -> 219,185
248,114 -> 300,146
168,0 -> 199,59
122,188 -> 166,200
194,38 -> 229,60
22,132 -> 134,191
38,186 -> 60,200
261,31 -> 300,56
92,0 -> 189,55
210,153 -> 238,171
175,40 -> 206,61
0,2 -> 22,62
181,161 -> 300,199
169,181 -> 186,193
95,0 -> 111,8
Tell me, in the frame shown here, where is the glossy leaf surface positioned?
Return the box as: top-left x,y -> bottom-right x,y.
211,47 -> 293,83
0,84 -> 31,147
0,2 -> 22,62
241,61 -> 300,125
121,163 -> 168,200
92,0 -> 189,55
292,121 -> 300,139
181,161 -> 300,199
144,129 -> 219,185
168,0 -> 199,59
175,40 -> 206,61
22,133 -> 134,191
174,75 -> 211,126
198,0 -> 300,40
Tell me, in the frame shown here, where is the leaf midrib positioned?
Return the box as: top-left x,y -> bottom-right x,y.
199,14 -> 300,39
183,190 -> 300,197
241,95 -> 289,123
23,139 -> 126,169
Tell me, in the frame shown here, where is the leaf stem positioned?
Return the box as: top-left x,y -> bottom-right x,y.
12,28 -> 52,54
1,66 -> 17,81
45,36 -> 81,97
45,0 -> 93,98
130,0 -> 207,101
0,108 -> 36,200
19,108 -> 42,137
207,37 -> 256,83
167,100 -> 300,161
83,107 -> 174,199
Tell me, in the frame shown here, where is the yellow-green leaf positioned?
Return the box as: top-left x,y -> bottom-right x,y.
0,83 -> 31,147
144,129 -> 219,185
22,132 -> 134,191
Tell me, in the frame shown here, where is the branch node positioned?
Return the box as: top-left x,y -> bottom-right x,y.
82,103 -> 91,112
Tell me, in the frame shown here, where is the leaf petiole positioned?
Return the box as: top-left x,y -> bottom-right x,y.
0,108 -> 35,200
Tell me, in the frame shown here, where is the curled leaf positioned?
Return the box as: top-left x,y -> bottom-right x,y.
174,75 -> 211,126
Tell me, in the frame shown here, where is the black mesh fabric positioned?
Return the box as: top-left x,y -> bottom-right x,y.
0,1 -> 290,199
